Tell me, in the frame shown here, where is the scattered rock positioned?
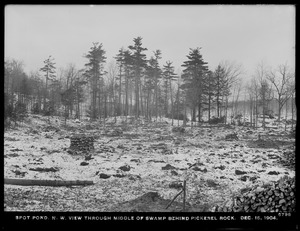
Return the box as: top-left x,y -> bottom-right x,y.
193,167 -> 207,173
262,163 -> 268,168
250,176 -> 259,182
206,179 -> 219,188
171,170 -> 178,176
10,148 -> 23,152
7,153 -> 19,157
99,173 -> 111,179
239,176 -> 249,181
85,155 -> 93,161
119,165 -> 131,171
113,174 -> 126,178
12,170 -> 27,177
214,165 -> 225,170
268,171 -> 280,175
80,162 -> 89,166
162,164 -> 176,170
235,170 -> 247,175
148,159 -> 165,163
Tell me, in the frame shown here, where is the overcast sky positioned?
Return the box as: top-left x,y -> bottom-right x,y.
5,5 -> 295,80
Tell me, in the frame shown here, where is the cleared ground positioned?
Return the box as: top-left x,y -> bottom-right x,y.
4,115 -> 295,212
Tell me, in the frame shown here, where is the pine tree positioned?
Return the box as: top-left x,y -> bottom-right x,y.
128,36 -> 148,118
162,61 -> 177,125
40,55 -> 56,113
114,48 -> 125,116
181,48 -> 209,123
214,65 -> 227,118
84,42 -> 106,120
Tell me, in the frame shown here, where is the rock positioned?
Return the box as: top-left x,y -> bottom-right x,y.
12,170 -> 27,177
235,170 -> 247,175
239,176 -> 248,181
130,159 -> 140,163
262,163 -> 268,168
214,165 -> 225,170
162,164 -> 176,170
148,159 -> 165,163
99,173 -> 111,179
268,171 -> 280,175
193,167 -> 207,173
171,170 -> 178,176
113,174 -> 126,178
85,155 -> 93,161
206,179 -> 219,188
80,162 -> 89,166
10,148 -> 23,152
119,165 -> 131,171
7,153 -> 19,157
250,176 -> 259,182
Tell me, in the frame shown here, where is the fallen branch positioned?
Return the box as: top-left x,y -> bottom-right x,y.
183,180 -> 186,211
165,189 -> 184,210
4,178 -> 94,187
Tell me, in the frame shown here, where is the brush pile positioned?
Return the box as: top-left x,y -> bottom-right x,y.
172,127 -> 185,133
69,134 -> 95,153
218,176 -> 295,212
225,133 -> 239,141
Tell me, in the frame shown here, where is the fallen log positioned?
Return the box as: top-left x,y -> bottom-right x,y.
4,178 -> 94,187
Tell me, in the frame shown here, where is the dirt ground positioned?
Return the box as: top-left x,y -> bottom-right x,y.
4,115 -> 296,212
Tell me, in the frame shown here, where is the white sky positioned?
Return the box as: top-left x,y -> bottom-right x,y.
5,5 -> 295,80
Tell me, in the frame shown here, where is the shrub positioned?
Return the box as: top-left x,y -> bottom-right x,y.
209,116 -> 225,124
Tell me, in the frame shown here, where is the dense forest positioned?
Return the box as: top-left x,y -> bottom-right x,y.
4,36 -> 296,128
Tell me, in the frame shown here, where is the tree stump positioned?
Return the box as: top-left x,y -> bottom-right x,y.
69,134 -> 94,153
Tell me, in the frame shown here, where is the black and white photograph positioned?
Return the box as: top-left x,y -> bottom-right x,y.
4,4 -> 296,226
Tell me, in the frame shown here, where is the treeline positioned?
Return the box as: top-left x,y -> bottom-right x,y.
4,36 -> 295,128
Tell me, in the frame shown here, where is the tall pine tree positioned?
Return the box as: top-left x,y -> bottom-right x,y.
84,42 -> 106,120
40,55 -> 56,113
128,36 -> 148,118
181,48 -> 209,123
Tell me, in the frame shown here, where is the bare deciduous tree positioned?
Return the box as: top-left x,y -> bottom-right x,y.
267,64 -> 295,122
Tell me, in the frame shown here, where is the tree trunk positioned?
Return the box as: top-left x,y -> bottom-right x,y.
5,178 -> 93,187
291,93 -> 294,131
191,107 -> 193,129
285,94 -> 288,131
225,96 -> 229,125
208,93 -> 211,122
278,96 -> 281,122
139,79 -> 143,117
262,91 -> 266,130
155,82 -> 158,121
165,80 -> 168,116
170,81 -> 174,126
183,95 -> 187,127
